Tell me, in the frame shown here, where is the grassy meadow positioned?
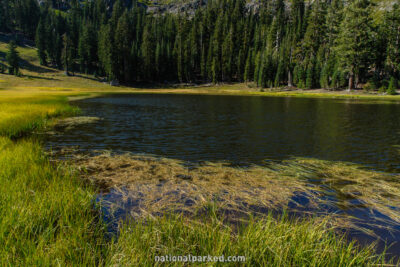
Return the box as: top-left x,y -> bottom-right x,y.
0,38 -> 399,265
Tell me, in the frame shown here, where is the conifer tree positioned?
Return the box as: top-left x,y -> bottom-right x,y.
6,41 -> 20,75
335,0 -> 376,90
244,50 -> 252,83
384,4 -> 400,81
98,23 -> 114,80
36,18 -> 47,66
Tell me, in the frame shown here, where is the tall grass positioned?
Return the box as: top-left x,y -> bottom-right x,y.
0,95 -> 78,138
0,137 -> 107,265
108,213 -> 388,266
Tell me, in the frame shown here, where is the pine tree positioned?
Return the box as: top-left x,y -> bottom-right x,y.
115,11 -> 132,81
244,50 -> 252,83
303,0 -> 327,57
384,4 -> 400,81
222,26 -> 233,81
274,58 -> 284,87
35,18 -> 47,66
305,58 -> 315,89
320,63 -> 329,89
254,51 -> 261,86
98,23 -> 114,80
6,41 -> 20,75
335,0 -> 376,90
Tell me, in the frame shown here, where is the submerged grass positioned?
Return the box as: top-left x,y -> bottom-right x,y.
76,153 -> 313,222
75,153 -> 400,237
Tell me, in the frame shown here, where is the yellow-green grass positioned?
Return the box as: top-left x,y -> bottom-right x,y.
0,93 -> 79,138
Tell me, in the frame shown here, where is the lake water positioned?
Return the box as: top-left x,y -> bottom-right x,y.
44,94 -> 400,258
47,94 -> 400,173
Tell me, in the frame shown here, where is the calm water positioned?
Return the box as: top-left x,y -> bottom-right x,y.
45,94 -> 400,257
47,94 -> 400,173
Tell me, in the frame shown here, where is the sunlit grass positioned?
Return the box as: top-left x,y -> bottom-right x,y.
0,94 -> 78,138
108,213 -> 389,266
0,137 -> 107,265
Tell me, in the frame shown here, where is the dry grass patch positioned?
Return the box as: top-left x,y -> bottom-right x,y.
74,153 -> 312,222
72,153 -> 400,234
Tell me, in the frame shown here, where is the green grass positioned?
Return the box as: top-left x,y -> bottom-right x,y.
109,213 -> 388,266
0,137 -> 108,265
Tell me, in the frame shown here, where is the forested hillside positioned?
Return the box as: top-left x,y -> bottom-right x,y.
1,0 -> 400,91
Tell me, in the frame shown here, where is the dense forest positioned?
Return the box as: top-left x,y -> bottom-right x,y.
1,0 -> 400,91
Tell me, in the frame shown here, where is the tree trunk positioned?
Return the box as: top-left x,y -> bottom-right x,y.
348,73 -> 354,91
355,74 -> 359,89
288,69 -> 293,87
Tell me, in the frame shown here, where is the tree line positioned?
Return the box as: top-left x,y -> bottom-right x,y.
1,0 -> 400,92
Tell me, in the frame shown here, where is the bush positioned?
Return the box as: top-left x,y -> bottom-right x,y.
379,86 -> 387,93
363,81 -> 377,91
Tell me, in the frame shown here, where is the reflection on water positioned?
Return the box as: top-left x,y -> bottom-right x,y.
46,94 -> 400,173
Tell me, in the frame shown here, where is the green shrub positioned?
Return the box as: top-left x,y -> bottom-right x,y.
363,80 -> 377,91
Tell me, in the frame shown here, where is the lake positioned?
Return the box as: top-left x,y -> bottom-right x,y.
44,93 -> 400,258
46,94 -> 400,173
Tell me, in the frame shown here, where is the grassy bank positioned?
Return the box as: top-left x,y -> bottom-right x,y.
0,94 -> 107,265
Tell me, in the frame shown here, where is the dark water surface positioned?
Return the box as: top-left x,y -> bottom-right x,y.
48,94 -> 400,172
45,94 -> 400,258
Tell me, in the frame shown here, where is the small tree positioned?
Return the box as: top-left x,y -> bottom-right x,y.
387,77 -> 397,95
6,41 -> 20,75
